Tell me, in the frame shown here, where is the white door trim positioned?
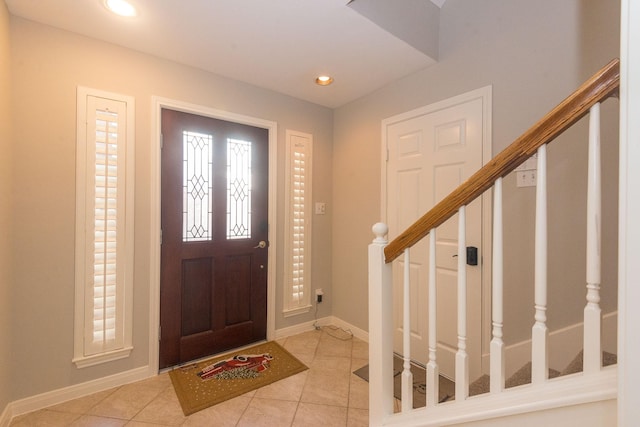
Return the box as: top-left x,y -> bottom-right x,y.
149,97 -> 277,374
380,86 -> 493,373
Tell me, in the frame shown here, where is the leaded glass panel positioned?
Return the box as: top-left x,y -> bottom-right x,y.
183,131 -> 213,242
227,138 -> 252,239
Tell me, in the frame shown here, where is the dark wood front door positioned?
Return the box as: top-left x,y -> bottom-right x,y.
159,108 -> 269,369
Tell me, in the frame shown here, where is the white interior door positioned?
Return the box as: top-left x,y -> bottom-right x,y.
383,87 -> 491,382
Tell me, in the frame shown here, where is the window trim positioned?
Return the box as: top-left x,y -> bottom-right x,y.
73,86 -> 135,368
282,130 -> 313,317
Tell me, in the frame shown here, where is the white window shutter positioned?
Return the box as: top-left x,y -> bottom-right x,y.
283,130 -> 313,316
74,87 -> 134,367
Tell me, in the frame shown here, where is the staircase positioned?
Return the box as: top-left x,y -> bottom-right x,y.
368,59 -> 620,426
391,350 -> 617,409
468,350 -> 617,398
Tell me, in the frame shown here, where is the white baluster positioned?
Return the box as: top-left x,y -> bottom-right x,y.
401,248 -> 413,412
368,223 -> 394,424
584,103 -> 602,374
427,229 -> 439,406
455,206 -> 469,400
532,145 -> 549,384
490,178 -> 505,393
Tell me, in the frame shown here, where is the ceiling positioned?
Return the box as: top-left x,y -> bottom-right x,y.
4,0 -> 442,108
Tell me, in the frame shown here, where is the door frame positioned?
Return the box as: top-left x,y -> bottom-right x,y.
149,97 -> 277,373
380,86 -> 493,375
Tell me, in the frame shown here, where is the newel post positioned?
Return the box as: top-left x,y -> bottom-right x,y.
368,222 -> 394,425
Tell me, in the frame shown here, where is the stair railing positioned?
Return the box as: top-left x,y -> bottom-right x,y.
368,58 -> 620,426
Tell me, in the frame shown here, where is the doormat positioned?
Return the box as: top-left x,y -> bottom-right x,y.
353,356 -> 455,408
169,341 -> 308,415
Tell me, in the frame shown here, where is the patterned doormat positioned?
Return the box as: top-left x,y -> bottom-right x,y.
169,341 -> 308,415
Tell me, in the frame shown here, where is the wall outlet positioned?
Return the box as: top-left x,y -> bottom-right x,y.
315,288 -> 324,303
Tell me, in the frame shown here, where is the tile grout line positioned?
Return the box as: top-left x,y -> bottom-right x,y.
289,328 -> 321,426
22,384 -> 123,425
125,382 -> 172,425
12,327 -> 367,426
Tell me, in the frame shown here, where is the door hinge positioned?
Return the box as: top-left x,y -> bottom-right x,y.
158,325 -> 161,341
160,229 -> 162,245
386,147 -> 389,162
160,133 -> 164,149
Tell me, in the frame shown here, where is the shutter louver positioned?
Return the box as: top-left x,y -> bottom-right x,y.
283,131 -> 313,316
291,152 -> 305,306
75,88 -> 134,367
93,111 -> 120,349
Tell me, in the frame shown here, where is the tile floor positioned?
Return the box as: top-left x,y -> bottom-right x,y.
10,327 -> 370,426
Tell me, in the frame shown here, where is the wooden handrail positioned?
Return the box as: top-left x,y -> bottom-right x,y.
384,58 -> 620,263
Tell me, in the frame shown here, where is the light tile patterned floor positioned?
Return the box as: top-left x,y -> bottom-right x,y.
10,327 -> 369,426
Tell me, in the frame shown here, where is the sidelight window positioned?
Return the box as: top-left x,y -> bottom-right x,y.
74,87 -> 134,368
283,130 -> 313,316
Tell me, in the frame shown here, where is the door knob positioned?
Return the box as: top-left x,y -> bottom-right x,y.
254,240 -> 267,249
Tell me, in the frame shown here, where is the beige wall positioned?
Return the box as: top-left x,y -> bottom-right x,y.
3,0 -> 622,407
9,17 -> 333,400
332,0 -> 620,352
0,0 -> 13,414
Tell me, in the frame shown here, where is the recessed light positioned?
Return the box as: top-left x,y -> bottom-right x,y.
104,0 -> 137,17
315,75 -> 334,86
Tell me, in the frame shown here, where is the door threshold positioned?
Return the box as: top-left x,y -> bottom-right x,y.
159,339 -> 269,373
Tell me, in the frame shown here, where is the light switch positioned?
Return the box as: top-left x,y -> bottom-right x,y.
515,153 -> 538,187
315,202 -> 326,215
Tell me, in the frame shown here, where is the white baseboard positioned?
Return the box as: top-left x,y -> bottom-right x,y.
325,316 -> 369,342
274,316 -> 369,343
482,311 -> 618,378
273,316 -> 331,339
4,316 -> 368,426
6,365 -> 154,422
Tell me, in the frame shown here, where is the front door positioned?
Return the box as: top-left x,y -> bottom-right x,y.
384,87 -> 490,382
159,108 -> 269,369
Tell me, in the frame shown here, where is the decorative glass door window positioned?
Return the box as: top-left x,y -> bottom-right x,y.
226,138 -> 252,240
182,134 -> 253,242
182,131 -> 213,242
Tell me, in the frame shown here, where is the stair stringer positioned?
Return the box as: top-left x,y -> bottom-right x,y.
376,367 -> 616,427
